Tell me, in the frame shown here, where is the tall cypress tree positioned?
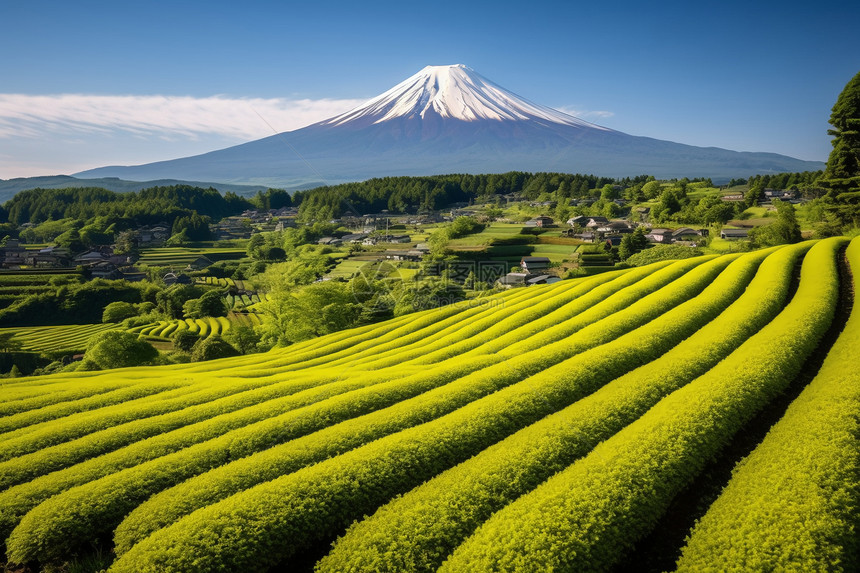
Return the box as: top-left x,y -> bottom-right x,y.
821,71 -> 860,228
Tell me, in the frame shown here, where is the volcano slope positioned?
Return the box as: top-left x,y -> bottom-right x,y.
1,237 -> 857,572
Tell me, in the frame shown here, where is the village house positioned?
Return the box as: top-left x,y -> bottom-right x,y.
384,250 -> 424,262
137,225 -> 171,245
567,215 -> 589,227
585,217 -> 610,229
185,256 -> 213,271
89,261 -> 123,280
720,229 -> 750,240
527,274 -> 558,285
672,228 -> 708,242
520,256 -> 551,272
497,272 -> 529,288
645,229 -> 674,243
763,189 -> 797,202
525,216 -> 554,228
74,250 -> 109,265
341,233 -> 368,244
596,221 -> 633,234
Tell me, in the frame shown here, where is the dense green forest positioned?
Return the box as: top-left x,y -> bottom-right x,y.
1,185 -> 254,226
291,173 -> 628,219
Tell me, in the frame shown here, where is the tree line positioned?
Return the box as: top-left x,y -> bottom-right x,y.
1,185 -> 254,226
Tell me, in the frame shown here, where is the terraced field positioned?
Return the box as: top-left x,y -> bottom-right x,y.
225,292 -> 267,309
131,313 -> 259,341
1,237 -> 858,572
0,273 -> 82,310
0,323 -> 122,353
137,247 -> 246,267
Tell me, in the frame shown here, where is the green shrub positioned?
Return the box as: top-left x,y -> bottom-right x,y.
172,330 -> 199,353
190,335 -> 239,362
85,331 -> 158,370
102,301 -> 138,323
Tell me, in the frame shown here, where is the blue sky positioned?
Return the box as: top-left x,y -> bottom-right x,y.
1,0 -> 858,179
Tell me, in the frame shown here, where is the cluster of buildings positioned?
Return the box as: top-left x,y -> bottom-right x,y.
211,207 -> 300,240
1,241 -> 71,269
0,240 -> 148,280
561,216 -> 711,246
317,233 -> 413,247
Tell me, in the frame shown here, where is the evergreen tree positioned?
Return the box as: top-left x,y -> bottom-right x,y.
823,71 -> 860,187
821,71 -> 860,229
749,200 -> 802,246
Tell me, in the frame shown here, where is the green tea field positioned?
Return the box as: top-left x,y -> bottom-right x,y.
0,323 -> 122,353
0,236 -> 857,572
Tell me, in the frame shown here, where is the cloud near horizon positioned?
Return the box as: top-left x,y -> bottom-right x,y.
0,93 -> 368,141
0,94 -> 616,179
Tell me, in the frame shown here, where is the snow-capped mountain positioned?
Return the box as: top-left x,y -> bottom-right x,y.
322,64 -> 607,129
76,65 -> 823,188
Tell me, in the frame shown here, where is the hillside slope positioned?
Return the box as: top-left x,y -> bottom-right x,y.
1,237 -> 858,572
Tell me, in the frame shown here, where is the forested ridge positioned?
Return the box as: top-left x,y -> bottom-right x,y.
1,185 -> 253,226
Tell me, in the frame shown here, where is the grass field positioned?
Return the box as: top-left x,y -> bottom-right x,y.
447,223 -> 527,248
0,237 -> 857,572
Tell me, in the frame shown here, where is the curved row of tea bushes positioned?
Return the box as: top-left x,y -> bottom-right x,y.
351,269 -> 644,369
289,275 -> 594,371
0,368 -> 386,488
0,370 -> 322,448
440,237 -> 844,572
0,380 -> 194,434
675,236 -> 860,572
0,377 -> 153,416
0,381 -> 248,460
437,261 -> 686,363
488,259 -> 708,359
0,355 -> 490,543
270,298 -> 515,372
109,258 -> 728,554
401,258 -> 711,373
4,323 -> 121,352
211,287 -> 536,374
266,275 -> 604,372
105,255 -> 744,572
315,245 -> 799,572
2,357 -> 501,560
8,258 -> 720,564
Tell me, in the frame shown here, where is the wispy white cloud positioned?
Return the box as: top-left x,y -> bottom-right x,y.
555,106 -> 614,121
0,93 -> 367,141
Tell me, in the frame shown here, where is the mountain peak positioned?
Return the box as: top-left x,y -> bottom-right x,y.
321,64 -> 611,130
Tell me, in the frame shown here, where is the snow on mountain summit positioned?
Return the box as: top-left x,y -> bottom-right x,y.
322,64 -> 611,130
